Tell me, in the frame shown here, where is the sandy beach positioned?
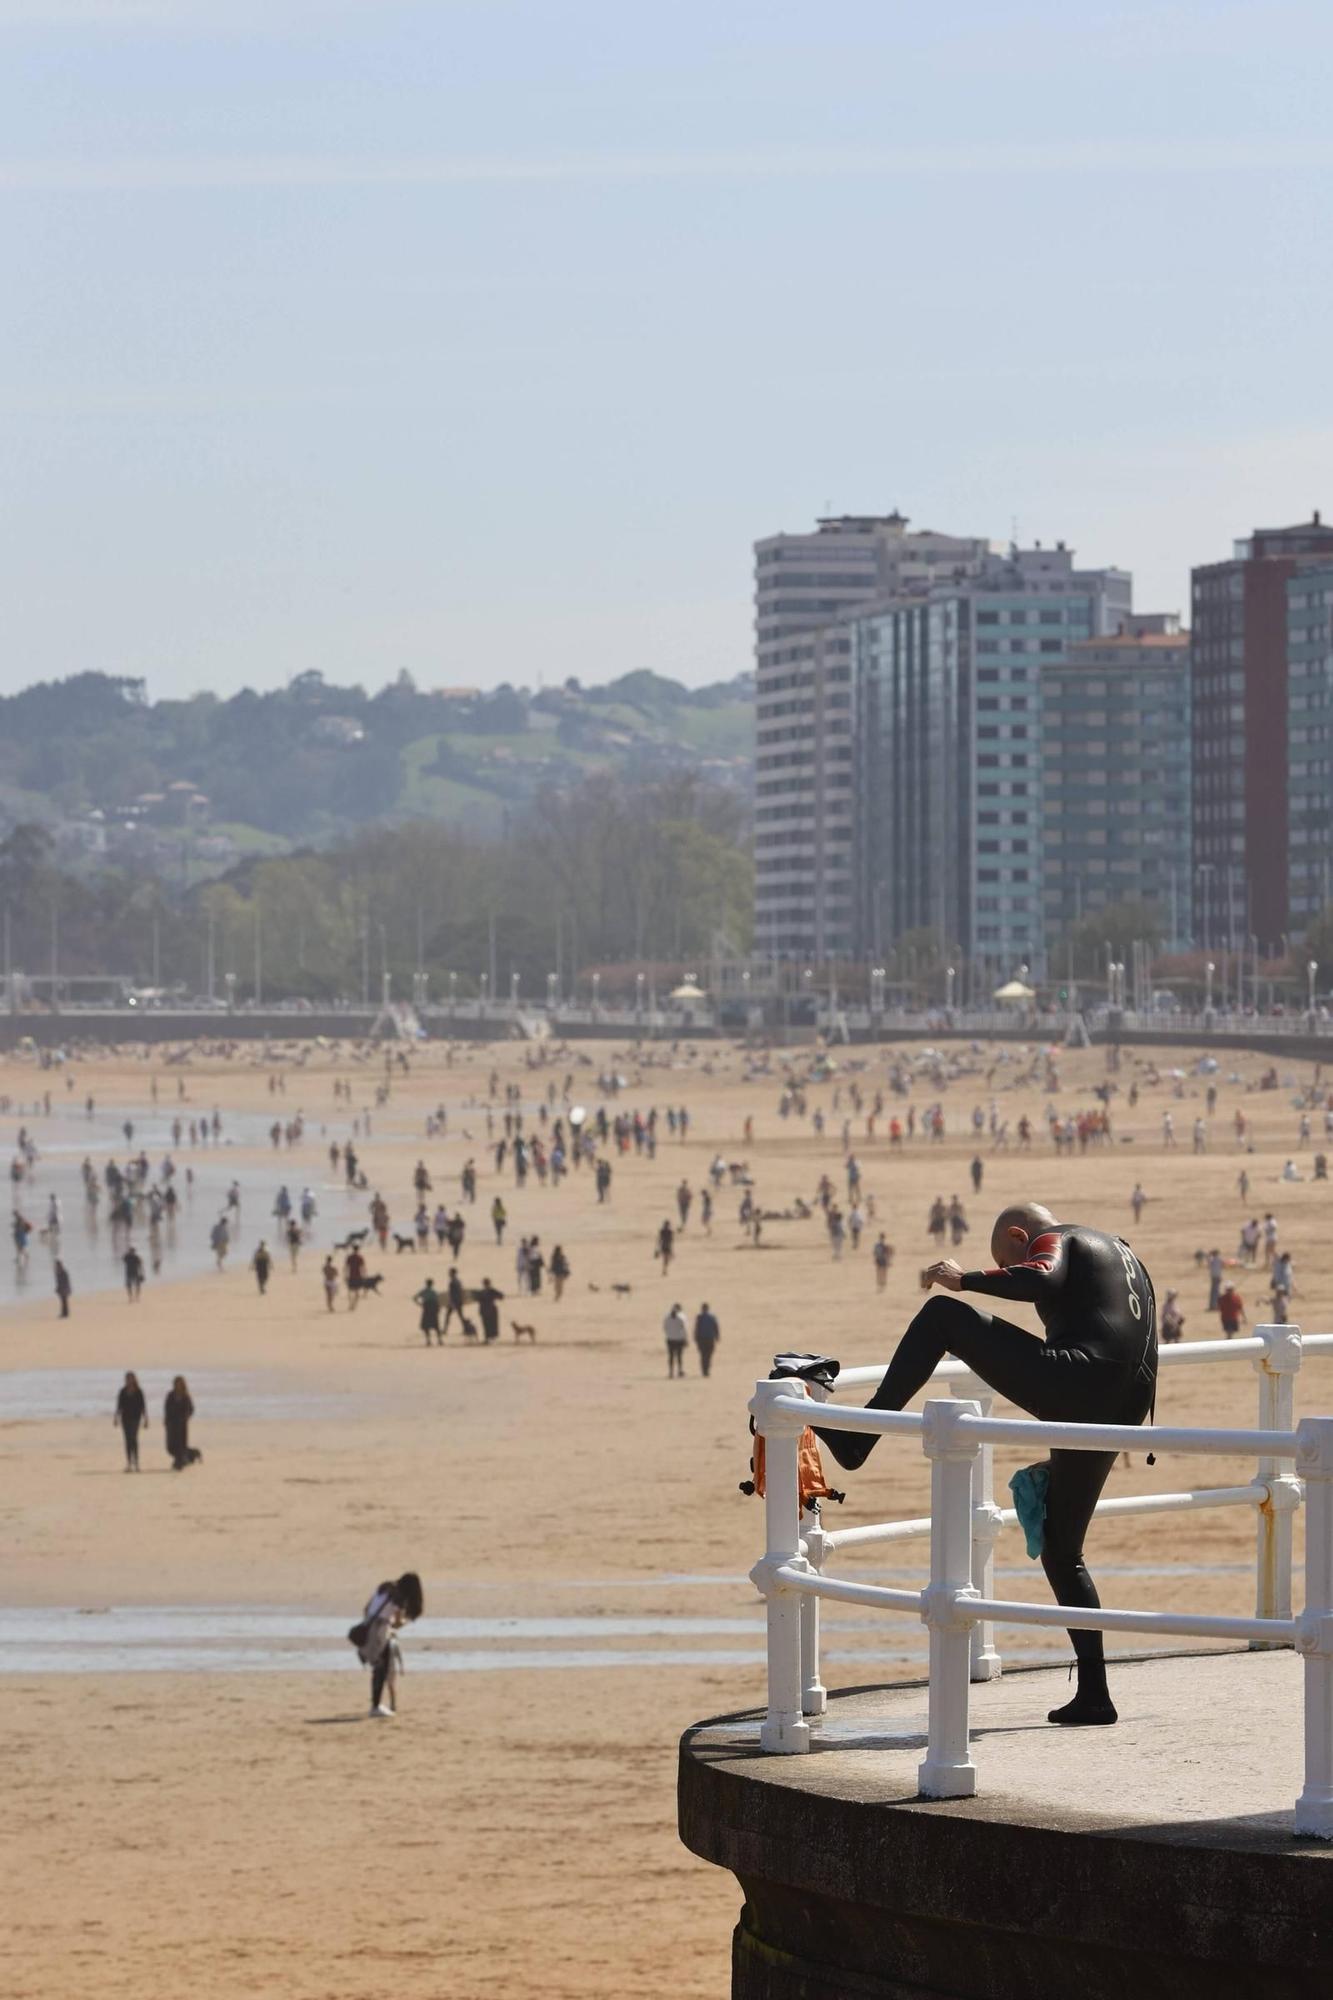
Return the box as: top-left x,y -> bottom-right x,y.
4,1031 -> 1332,1998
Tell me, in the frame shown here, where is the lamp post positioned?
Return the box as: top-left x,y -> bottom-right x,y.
479,972 -> 489,1014
635,972 -> 644,1025
591,970 -> 600,1019
546,971 -> 557,1013
448,970 -> 457,1016
1309,959 -> 1319,1015
1205,959 -> 1215,1015
510,970 -> 520,1010
946,964 -> 955,1013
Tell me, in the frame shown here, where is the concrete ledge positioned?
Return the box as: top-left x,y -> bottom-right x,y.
679,1652 -> 1332,1999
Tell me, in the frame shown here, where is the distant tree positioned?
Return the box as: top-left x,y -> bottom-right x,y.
1063,899 -> 1164,980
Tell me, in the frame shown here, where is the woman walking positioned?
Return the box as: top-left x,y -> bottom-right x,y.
351,1571 -> 423,1719
164,1375 -> 201,1471
114,1371 -> 147,1471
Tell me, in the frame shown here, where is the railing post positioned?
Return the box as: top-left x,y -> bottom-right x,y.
1295,1415 -> 1333,1839
800,1504 -> 828,1717
958,1381 -> 1003,1681
749,1380 -> 810,1754
919,1398 -> 982,1800
1252,1323 -> 1303,1640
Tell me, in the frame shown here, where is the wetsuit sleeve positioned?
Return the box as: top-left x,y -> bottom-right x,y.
961,1230 -> 1067,1305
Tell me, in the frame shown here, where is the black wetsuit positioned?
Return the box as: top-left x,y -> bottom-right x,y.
818,1224 -> 1157,1717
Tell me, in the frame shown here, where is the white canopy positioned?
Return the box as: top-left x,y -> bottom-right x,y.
993,979 -> 1036,1002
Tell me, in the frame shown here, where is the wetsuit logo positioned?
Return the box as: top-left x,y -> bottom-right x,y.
1115,1238 -> 1142,1321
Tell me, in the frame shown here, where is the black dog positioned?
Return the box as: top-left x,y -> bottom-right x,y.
393,1233 -> 416,1254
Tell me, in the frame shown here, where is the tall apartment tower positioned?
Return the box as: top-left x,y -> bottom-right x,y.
1191,515 -> 1333,952
753,513 -> 991,960
1041,614 -> 1191,948
850,545 -> 1131,980
1287,564 -> 1333,933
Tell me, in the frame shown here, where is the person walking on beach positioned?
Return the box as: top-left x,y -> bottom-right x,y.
210,1215 -> 230,1269
491,1195 -> 507,1245
476,1276 -> 504,1343
164,1375 -> 200,1470
1130,1183 -> 1146,1225
252,1239 -> 272,1295
441,1267 -> 466,1337
873,1232 -> 893,1291
344,1244 -> 366,1309
657,1219 -> 675,1275
322,1254 -> 340,1313
114,1370 -> 147,1470
664,1302 -> 687,1378
351,1571 -> 423,1719
549,1244 -> 569,1301
693,1303 -> 720,1378
415,1276 -> 442,1346
1218,1281 -> 1246,1339
123,1244 -> 145,1302
54,1258 -> 72,1319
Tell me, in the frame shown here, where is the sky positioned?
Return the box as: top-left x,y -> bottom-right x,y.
1,0 -> 1332,699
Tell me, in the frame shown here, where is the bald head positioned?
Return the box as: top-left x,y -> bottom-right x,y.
990,1203 -> 1059,1267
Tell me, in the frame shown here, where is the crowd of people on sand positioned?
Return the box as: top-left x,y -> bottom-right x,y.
15,1030 -> 1333,1718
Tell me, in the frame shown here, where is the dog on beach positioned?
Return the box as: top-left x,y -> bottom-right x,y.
352,1272 -> 384,1296
511,1320 -> 537,1342
393,1233 -> 416,1253
335,1228 -> 369,1251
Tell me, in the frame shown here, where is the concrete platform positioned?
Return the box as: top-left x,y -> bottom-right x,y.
678,1651 -> 1332,1999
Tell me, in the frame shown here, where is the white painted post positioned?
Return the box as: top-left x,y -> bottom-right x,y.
919,1398 -> 982,1800
965,1389 -> 1003,1681
1295,1415 -> 1333,1838
750,1380 -> 810,1754
799,1504 -> 828,1717
1252,1324 -> 1303,1640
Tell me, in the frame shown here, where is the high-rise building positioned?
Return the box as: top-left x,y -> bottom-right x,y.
1286,564 -> 1333,933
753,513 -> 991,960
850,545 -> 1131,980
1041,615 -> 1191,950
1190,515 -> 1333,952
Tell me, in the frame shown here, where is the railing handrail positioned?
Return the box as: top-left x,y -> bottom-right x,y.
763,1390 -> 1297,1459
747,1323 -> 1333,1840
832,1330 -> 1333,1391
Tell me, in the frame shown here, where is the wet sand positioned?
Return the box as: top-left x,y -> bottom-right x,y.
4,1033 -> 1333,1997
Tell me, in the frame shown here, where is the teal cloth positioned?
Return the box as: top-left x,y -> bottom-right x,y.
1008,1462 -> 1051,1560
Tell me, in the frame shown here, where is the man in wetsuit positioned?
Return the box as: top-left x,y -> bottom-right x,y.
817,1203 -> 1156,1728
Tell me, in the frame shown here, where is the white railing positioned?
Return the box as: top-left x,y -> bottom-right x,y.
749,1326 -> 1333,1838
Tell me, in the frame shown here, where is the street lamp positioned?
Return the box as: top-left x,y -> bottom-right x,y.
480,972 -> 489,1012
591,970 -> 601,1018
946,965 -> 956,1012
870,966 -> 885,1014
448,970 -> 458,1014
1309,959 -> 1319,1014
1205,960 -> 1215,1014
546,971 -> 557,1012
635,972 -> 645,1021
510,970 -> 520,1008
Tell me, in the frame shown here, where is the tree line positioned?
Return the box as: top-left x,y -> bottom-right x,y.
0,774 -> 753,1000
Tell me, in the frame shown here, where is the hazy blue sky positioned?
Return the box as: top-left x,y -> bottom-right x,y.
2,0 -> 1331,698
